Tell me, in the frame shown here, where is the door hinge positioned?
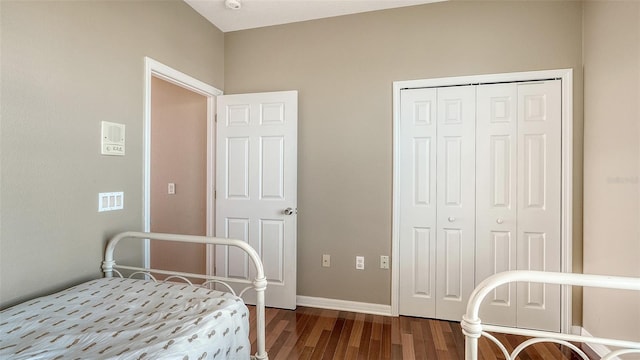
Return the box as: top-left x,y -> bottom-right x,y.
215,114 -> 218,123
214,190 -> 217,199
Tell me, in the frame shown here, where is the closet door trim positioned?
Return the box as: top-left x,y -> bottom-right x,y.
391,69 -> 574,334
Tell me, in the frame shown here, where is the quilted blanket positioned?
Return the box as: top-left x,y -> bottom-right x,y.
0,277 -> 250,359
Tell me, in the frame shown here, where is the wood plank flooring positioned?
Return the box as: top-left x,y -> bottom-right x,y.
248,306 -> 595,360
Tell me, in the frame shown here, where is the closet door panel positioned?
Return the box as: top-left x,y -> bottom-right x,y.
398,88 -> 437,317
476,84 -> 518,326
516,80 -> 562,332
443,137 -> 463,206
443,229 -> 463,300
436,85 -> 476,321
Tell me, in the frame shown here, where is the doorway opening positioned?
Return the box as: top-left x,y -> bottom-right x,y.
149,77 -> 207,276
142,57 -> 222,273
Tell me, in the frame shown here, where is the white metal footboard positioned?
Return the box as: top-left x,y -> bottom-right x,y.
462,270 -> 640,360
102,231 -> 269,360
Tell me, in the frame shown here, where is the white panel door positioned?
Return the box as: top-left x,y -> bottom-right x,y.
216,91 -> 297,310
436,85 -> 476,321
476,84 -> 518,326
398,88 -> 438,317
516,81 -> 561,331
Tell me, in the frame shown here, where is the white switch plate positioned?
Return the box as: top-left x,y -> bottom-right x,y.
380,255 -> 389,269
322,254 -> 330,268
168,183 -> 176,195
98,192 -> 124,212
356,256 -> 364,270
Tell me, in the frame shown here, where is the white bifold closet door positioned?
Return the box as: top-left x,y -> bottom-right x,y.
398,86 -> 476,321
436,86 -> 476,321
399,80 -> 561,331
398,88 -> 438,317
475,80 -> 561,331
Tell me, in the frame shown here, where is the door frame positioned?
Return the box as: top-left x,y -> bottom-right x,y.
391,69 -> 574,333
142,57 -> 222,271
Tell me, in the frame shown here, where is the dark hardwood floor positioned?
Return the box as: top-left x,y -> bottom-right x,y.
248,306 -> 595,360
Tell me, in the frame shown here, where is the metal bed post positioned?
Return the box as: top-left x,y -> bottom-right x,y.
253,276 -> 268,360
462,270 -> 640,360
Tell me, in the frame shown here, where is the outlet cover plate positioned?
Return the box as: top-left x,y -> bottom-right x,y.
380,255 -> 389,269
322,254 -> 330,267
99,192 -> 124,212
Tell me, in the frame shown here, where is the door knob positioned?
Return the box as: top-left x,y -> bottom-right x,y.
447,217 -> 455,222
283,207 -> 296,215
496,218 -> 504,224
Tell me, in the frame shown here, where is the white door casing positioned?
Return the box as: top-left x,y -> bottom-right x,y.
215,91 -> 298,310
435,85 -> 476,321
142,57 -> 221,269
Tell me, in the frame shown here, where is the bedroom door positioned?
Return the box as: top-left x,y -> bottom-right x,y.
215,91 -> 298,310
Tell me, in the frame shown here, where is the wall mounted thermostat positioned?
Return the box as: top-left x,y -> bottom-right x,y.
101,121 -> 125,156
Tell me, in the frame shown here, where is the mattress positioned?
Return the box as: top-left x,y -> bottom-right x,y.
0,277 -> 250,359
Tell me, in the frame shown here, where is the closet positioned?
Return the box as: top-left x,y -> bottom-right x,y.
397,79 -> 562,332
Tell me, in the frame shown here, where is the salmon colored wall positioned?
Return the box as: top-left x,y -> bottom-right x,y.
150,76 -> 208,276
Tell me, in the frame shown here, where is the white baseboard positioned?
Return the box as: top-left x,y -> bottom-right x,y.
296,295 -> 392,316
579,326 -> 619,360
571,325 -> 583,335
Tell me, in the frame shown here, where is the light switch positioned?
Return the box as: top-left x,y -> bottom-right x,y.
168,183 -> 176,195
99,192 -> 124,212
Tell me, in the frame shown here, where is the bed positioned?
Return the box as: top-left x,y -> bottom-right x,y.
462,270 -> 640,360
0,231 -> 268,360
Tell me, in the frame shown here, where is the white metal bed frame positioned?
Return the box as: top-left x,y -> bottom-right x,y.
462,270 -> 640,360
102,231 -> 268,360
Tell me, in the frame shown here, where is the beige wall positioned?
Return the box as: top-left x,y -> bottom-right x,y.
583,1 -> 640,342
224,1 -> 584,307
150,77 -> 207,275
0,0 -> 224,308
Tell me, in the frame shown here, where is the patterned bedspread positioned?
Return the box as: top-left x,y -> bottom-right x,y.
0,277 -> 250,359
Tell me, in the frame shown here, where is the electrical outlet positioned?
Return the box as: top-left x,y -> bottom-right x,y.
322,254 -> 331,267
355,256 -> 364,270
380,255 -> 389,269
